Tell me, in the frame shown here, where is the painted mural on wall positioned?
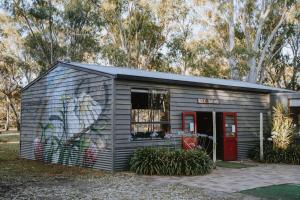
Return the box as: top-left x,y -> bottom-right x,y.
32,67 -> 110,167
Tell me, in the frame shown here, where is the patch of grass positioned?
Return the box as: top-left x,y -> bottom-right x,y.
0,143 -> 19,161
0,134 -> 19,143
0,129 -> 19,134
216,161 -> 255,169
240,184 -> 300,200
0,140 -> 108,180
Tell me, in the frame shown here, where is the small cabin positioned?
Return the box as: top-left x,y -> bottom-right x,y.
20,61 -> 294,171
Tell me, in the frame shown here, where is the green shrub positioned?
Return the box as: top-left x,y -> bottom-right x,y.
129,148 -> 213,176
129,148 -> 165,175
248,142 -> 300,165
284,145 -> 300,164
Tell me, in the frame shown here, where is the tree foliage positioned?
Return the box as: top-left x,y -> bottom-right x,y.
0,0 -> 300,129
100,0 -> 167,70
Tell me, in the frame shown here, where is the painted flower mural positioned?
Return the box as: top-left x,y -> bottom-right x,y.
83,143 -> 97,167
33,68 -> 109,168
33,137 -> 43,161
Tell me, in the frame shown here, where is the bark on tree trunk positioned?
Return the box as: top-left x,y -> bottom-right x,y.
229,58 -> 239,80
49,0 -> 54,65
247,57 -> 257,83
6,96 -> 20,131
228,0 -> 239,80
242,1 -> 286,84
181,62 -> 188,75
4,99 -> 10,131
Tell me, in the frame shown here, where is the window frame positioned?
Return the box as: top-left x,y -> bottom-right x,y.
130,87 -> 171,139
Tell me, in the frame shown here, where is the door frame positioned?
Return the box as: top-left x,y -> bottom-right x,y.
222,112 -> 238,161
182,112 -> 197,133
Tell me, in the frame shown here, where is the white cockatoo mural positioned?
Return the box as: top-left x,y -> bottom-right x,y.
33,68 -> 109,167
76,92 -> 102,129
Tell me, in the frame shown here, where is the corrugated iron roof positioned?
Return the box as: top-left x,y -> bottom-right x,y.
66,62 -> 292,93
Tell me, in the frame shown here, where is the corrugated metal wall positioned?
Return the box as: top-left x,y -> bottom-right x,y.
20,64 -> 113,171
113,80 -> 270,171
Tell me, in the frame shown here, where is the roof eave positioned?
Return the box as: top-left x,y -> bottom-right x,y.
22,61 -> 293,94
21,61 -> 116,92
62,62 -> 116,78
115,74 -> 290,94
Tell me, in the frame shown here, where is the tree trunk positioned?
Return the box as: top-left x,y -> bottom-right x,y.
247,57 -> 257,83
228,0 -> 239,80
7,96 -> 20,131
242,1 -> 286,84
181,62 -> 188,75
229,57 -> 239,80
4,99 -> 10,131
49,0 -> 54,65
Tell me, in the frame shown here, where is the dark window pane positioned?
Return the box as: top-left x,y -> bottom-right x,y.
131,88 -> 170,139
131,89 -> 149,109
152,90 -> 169,123
152,90 -> 169,111
290,107 -> 300,134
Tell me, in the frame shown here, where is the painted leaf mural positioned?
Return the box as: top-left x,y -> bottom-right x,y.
33,67 -> 110,168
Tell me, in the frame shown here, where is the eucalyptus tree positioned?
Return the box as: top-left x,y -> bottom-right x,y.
0,10 -> 43,130
198,0 -> 294,83
281,2 -> 300,90
7,0 -> 63,72
0,57 -> 22,130
193,0 -> 244,80
285,25 -> 300,90
62,0 -> 102,62
214,0 -> 240,79
239,0 -> 289,83
99,0 -> 167,70
264,1 -> 300,89
5,0 -> 102,72
164,0 -> 198,75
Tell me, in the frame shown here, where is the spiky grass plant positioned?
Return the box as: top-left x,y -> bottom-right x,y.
271,103 -> 294,150
129,148 -> 213,176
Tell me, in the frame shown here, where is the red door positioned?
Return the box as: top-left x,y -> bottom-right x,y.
182,112 -> 197,133
223,112 -> 238,161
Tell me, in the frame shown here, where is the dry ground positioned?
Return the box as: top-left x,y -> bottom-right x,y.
0,132 -> 257,200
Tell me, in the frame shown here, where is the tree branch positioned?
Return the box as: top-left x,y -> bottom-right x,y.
257,6 -> 287,81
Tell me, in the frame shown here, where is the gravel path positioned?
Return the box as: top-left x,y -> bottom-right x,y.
0,173 -> 257,200
148,164 -> 300,193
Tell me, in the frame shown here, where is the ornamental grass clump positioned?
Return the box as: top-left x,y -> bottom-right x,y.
271,103 -> 294,150
249,103 -> 300,164
129,148 -> 165,175
129,148 -> 213,176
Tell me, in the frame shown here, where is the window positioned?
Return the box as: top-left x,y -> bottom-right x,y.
131,88 -> 170,139
290,107 -> 300,134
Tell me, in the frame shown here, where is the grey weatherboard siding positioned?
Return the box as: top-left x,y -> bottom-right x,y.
113,80 -> 270,170
20,64 -> 114,171
21,62 -> 288,172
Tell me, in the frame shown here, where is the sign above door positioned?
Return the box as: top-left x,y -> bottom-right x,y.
197,98 -> 220,104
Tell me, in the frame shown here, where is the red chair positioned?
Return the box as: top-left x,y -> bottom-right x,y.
182,136 -> 198,150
